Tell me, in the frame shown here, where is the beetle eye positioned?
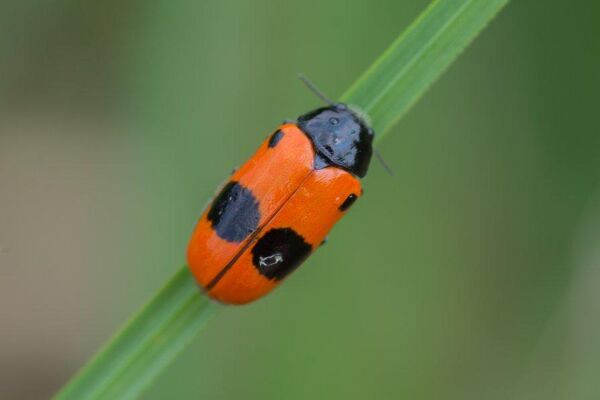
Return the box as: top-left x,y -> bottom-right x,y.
329,117 -> 339,126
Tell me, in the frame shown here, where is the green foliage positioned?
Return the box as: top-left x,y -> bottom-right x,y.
54,268 -> 217,400
54,0 -> 509,398
342,0 -> 509,139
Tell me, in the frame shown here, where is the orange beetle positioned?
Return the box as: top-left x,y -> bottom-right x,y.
187,80 -> 374,304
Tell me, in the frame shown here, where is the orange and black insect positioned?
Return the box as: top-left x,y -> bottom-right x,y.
187,76 -> 375,304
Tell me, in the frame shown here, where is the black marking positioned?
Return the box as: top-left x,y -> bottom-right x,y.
268,130 -> 284,148
339,193 -> 358,211
205,171 -> 314,291
320,237 -> 328,247
252,228 -> 312,280
207,181 -> 260,243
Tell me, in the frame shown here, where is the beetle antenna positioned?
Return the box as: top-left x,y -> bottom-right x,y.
374,148 -> 394,176
298,73 -> 335,106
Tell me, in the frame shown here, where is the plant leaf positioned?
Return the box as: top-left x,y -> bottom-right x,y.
342,0 -> 509,140
53,0 -> 509,398
53,267 -> 218,400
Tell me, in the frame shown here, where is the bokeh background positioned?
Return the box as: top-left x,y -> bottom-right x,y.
2,0 -> 600,399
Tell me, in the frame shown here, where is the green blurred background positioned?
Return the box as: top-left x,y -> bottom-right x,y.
2,0 -> 600,399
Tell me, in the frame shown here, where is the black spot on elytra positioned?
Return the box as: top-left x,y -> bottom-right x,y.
268,130 -> 284,148
207,181 -> 260,243
251,228 -> 312,280
339,193 -> 358,211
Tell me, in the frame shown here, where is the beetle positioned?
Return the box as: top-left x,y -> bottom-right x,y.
187,76 -> 375,304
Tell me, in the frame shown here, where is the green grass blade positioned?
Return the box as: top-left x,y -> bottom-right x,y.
54,0 -> 509,398
342,0 -> 509,139
53,266 -> 218,400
